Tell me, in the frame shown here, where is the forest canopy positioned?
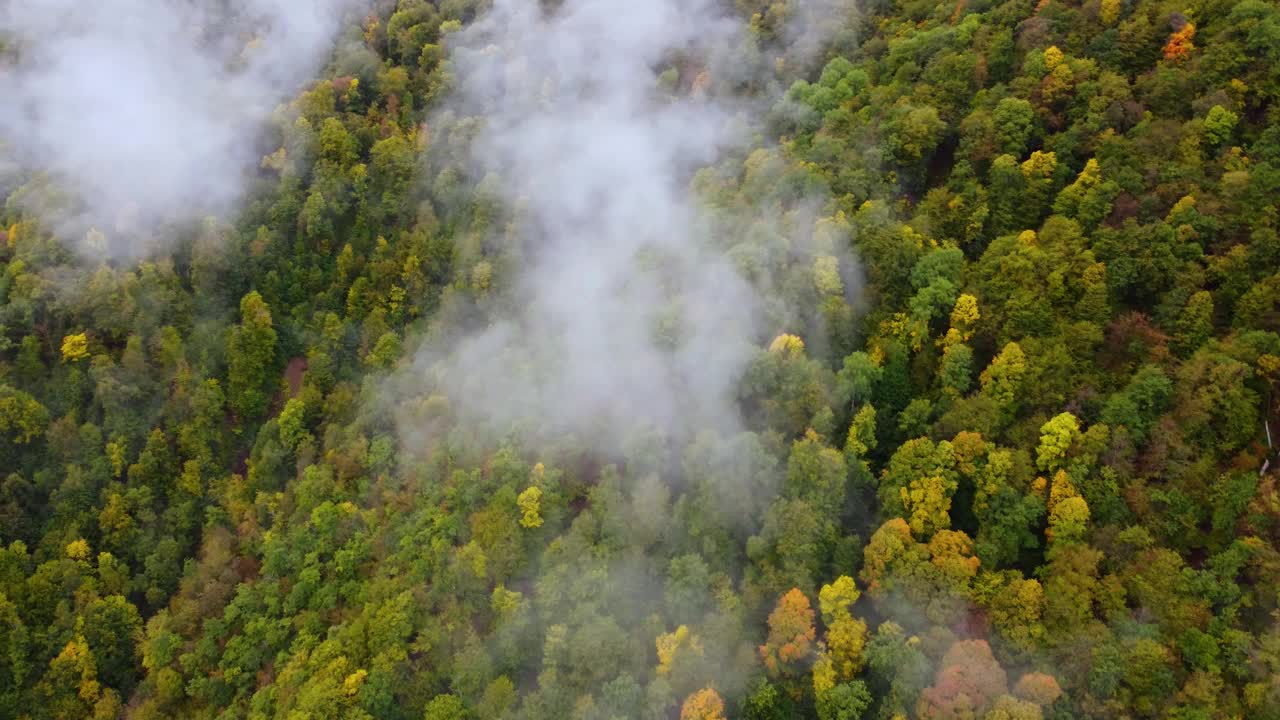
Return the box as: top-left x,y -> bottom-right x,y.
2,0 -> 1280,718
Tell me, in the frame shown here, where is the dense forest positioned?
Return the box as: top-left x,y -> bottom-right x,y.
2,0 -> 1280,718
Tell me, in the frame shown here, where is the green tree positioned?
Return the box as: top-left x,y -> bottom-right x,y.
979,342 -> 1027,415
992,98 -> 1036,157
81,595 -> 143,695
1036,412 -> 1080,473
0,385 -> 49,445
1173,290 -> 1214,356
1203,105 -> 1238,147
817,680 -> 871,720
424,693 -> 466,720
226,291 -> 279,420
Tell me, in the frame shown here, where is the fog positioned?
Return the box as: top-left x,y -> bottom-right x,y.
399,0 -> 858,454
0,0 -> 357,257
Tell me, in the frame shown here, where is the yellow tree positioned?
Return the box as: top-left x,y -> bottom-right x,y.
517,486 -> 543,529
656,625 -> 703,677
949,294 -> 980,342
900,475 -> 954,538
1048,495 -> 1090,546
980,342 -> 1027,412
818,576 -> 868,680
61,332 -> 90,361
680,688 -> 726,720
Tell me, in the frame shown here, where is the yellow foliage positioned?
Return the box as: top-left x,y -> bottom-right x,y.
459,541 -> 487,578
1043,62 -> 1075,105
1043,46 -> 1064,71
1031,476 -> 1047,496
818,576 -> 860,623
813,211 -> 850,252
261,147 -> 288,172
865,340 -> 885,363
491,585 -> 524,618
813,652 -> 837,696
343,77 -> 360,102
66,538 -> 91,562
52,636 -> 101,704
880,312 -> 926,351
1100,0 -> 1120,24
985,694 -> 1044,720
928,530 -> 982,580
342,668 -> 368,697
1048,495 -> 1090,544
517,486 -> 543,529
176,462 -> 202,496
949,293 -> 980,340
362,13 -> 380,45
61,332 -> 90,361
861,518 -> 914,597
985,575 -> 1046,650
1069,158 -> 1102,191
1245,682 -> 1269,709
106,441 -> 126,478
1036,413 -> 1081,472
656,629 -> 681,675
827,614 -> 868,679
1047,469 -> 1079,512
1258,354 -> 1280,381
388,285 -> 406,313
92,690 -> 122,720
900,475 -> 953,537
656,625 -> 703,676
846,404 -> 877,457
1168,194 -> 1196,220
769,333 -> 806,357
1021,151 -> 1057,180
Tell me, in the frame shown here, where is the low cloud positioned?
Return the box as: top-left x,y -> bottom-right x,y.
0,0 -> 357,257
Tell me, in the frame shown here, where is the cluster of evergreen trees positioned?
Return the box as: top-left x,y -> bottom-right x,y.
3,0 -> 1280,718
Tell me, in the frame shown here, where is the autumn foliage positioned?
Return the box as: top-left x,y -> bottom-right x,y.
760,588 -> 817,678
1163,19 -> 1196,62
681,688 -> 727,720
916,640 -> 1009,719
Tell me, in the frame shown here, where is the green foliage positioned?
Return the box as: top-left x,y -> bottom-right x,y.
423,694 -> 466,720
226,291 -> 279,420
1203,105 -> 1238,147
1036,413 -> 1080,473
3,0 -> 1279,718
817,680 -> 871,720
0,385 -> 48,445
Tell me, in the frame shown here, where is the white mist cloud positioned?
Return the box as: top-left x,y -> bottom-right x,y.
401,0 -> 772,449
0,0 -> 357,257
781,0 -> 861,66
